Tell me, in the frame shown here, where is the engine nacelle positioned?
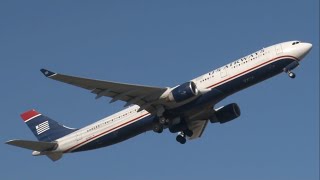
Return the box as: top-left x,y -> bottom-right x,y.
167,82 -> 199,102
211,103 -> 241,124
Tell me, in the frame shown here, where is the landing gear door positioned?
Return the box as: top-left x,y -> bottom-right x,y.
275,44 -> 283,55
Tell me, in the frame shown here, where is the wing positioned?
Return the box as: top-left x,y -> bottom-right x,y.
40,69 -> 168,113
187,120 -> 209,140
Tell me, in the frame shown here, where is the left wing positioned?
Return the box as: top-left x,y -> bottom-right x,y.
40,69 -> 169,113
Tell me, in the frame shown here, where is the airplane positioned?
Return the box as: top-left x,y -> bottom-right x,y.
6,40 -> 312,161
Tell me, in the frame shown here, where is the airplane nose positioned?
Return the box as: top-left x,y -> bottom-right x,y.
303,43 -> 312,52
297,42 -> 312,60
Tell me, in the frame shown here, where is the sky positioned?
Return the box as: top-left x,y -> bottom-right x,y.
0,1 -> 318,180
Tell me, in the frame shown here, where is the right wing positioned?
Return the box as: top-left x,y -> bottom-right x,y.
40,69 -> 169,113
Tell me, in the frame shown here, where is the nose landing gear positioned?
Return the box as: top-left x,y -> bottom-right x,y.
284,61 -> 299,79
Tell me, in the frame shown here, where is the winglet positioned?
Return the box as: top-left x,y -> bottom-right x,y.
40,69 -> 56,77
21,109 -> 41,122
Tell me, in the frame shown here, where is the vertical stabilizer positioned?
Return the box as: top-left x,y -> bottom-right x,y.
21,110 -> 78,142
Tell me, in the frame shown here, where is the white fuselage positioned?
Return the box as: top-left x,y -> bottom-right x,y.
53,41 -> 311,153
55,105 -> 150,153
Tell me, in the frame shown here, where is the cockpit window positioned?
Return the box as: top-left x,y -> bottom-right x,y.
292,41 -> 300,45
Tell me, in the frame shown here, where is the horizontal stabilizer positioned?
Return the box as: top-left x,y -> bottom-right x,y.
6,139 -> 57,152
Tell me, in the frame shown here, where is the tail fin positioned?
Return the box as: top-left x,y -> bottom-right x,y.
21,110 -> 78,142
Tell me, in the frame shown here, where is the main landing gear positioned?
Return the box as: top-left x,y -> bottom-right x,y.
176,134 -> 186,144
153,121 -> 194,145
152,105 -> 194,144
176,129 -> 193,144
152,106 -> 170,133
153,117 -> 169,133
153,123 -> 163,133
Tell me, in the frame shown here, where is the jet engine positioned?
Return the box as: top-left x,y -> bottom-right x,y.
167,82 -> 199,102
211,103 -> 241,123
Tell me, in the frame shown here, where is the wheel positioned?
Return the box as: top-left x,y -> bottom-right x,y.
159,117 -> 166,125
288,72 -> 296,79
184,129 -> 193,137
169,126 -> 176,133
153,124 -> 163,133
176,135 -> 186,144
153,125 -> 163,133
